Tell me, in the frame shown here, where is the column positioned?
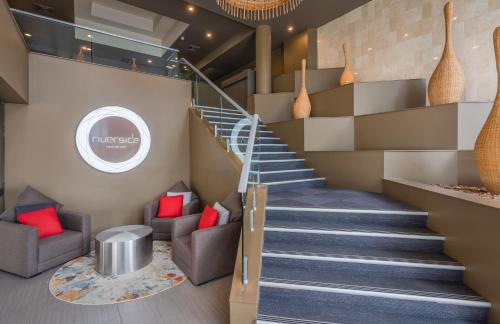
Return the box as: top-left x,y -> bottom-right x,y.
256,25 -> 272,94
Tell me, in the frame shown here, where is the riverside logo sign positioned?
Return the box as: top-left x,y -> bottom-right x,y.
76,106 -> 151,173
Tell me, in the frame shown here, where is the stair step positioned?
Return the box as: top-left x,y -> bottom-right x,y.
195,105 -> 243,115
258,284 -> 489,324
257,178 -> 326,192
209,120 -> 268,128
253,169 -> 316,182
265,205 -> 428,228
236,152 -> 297,160
255,159 -> 306,171
262,245 -> 464,282
222,136 -> 280,145
239,144 -> 289,152
264,224 -> 444,253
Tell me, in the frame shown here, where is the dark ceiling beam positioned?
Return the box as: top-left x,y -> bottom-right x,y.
196,29 -> 254,70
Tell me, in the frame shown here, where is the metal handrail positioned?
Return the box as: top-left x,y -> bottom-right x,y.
179,58 -> 252,119
10,8 -> 179,54
238,114 -> 259,193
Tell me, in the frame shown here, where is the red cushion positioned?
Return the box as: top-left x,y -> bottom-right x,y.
198,205 -> 219,229
17,206 -> 63,239
157,195 -> 184,218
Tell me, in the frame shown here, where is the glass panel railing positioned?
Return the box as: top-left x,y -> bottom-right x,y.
12,9 -> 179,78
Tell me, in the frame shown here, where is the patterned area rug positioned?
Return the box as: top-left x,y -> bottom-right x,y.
49,241 -> 186,305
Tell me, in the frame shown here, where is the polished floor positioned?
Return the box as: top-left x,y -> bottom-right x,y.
0,267 -> 231,324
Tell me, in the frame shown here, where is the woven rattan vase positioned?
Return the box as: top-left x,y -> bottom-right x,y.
428,2 -> 464,105
474,27 -> 500,194
293,59 -> 311,119
339,43 -> 354,86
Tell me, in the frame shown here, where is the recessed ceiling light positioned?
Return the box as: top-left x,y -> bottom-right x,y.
287,26 -> 294,32
453,16 -> 457,20
87,34 -> 92,38
404,33 -> 409,37
24,32 -> 32,38
433,56 -> 439,60
187,5 -> 195,12
368,47 -> 373,51
472,45 -> 480,49
180,36 -> 185,41
206,32 -> 213,39
147,59 -> 153,64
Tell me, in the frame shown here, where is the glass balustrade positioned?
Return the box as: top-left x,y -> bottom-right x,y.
12,9 -> 180,78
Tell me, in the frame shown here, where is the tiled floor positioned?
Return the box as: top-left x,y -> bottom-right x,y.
0,268 -> 231,324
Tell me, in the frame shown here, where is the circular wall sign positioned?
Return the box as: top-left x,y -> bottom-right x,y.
76,106 -> 151,173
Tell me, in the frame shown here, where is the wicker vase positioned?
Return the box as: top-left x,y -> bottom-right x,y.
339,43 -> 354,86
293,59 -> 311,119
474,27 -> 500,194
428,2 -> 464,105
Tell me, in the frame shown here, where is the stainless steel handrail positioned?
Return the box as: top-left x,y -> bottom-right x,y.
238,114 -> 259,193
179,58 -> 252,119
10,8 -> 179,54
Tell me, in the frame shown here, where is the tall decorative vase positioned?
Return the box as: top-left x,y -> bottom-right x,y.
76,47 -> 85,62
339,43 -> 354,86
474,27 -> 500,194
131,58 -> 138,71
293,59 -> 311,119
428,2 -> 464,105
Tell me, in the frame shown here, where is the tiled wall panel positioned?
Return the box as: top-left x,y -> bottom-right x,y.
318,0 -> 500,102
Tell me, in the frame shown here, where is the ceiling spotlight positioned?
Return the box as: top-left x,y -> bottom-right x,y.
287,26 -> 294,32
87,34 -> 92,38
147,59 -> 153,64
453,16 -> 457,21
472,45 -> 480,50
206,32 -> 213,39
24,32 -> 32,38
187,5 -> 195,12
180,36 -> 185,41
367,47 -> 373,51
404,33 -> 409,37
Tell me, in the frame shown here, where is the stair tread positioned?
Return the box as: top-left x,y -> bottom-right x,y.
265,219 -> 440,237
262,241 -> 460,265
259,264 -> 486,302
267,188 -> 424,213
259,177 -> 326,185
257,307 -> 482,324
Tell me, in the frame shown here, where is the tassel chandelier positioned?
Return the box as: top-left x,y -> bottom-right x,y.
216,0 -> 303,21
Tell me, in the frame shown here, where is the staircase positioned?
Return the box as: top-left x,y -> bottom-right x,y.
198,104 -> 490,323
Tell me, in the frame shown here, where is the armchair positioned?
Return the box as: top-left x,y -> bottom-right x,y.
0,210 -> 90,278
171,192 -> 242,285
144,181 -> 200,241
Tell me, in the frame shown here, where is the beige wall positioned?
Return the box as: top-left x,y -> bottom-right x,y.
317,0 -> 500,102
189,109 -> 241,205
0,0 -> 28,103
284,30 -> 309,73
383,179 -> 500,324
5,54 -> 191,235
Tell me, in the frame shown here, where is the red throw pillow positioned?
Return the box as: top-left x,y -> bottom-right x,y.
157,195 -> 184,218
198,205 -> 219,229
17,206 -> 63,239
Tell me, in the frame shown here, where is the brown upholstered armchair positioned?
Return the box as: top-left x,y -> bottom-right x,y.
144,181 -> 201,241
171,192 -> 242,285
0,186 -> 91,278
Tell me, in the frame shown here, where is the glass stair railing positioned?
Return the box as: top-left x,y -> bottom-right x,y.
12,8 -> 263,288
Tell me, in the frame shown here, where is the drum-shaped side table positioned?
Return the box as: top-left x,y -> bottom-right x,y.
95,225 -> 153,276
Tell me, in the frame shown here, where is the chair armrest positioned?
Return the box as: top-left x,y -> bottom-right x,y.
172,213 -> 201,239
0,221 -> 39,278
59,211 -> 91,255
190,222 -> 242,284
144,199 -> 159,226
183,198 -> 200,216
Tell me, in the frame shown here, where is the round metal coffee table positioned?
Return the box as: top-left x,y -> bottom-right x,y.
95,225 -> 153,276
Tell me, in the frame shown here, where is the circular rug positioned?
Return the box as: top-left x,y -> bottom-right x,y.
49,241 -> 186,305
